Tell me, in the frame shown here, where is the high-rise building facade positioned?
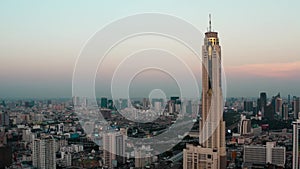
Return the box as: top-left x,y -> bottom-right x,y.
183,15 -> 226,169
239,115 -> 251,135
32,137 -> 56,169
294,97 -> 300,119
103,132 -> 126,168
282,102 -> 289,120
293,117 -> 300,169
101,97 -> 108,108
0,111 -> 9,126
258,92 -> 267,117
244,142 -> 285,167
265,93 -> 280,120
275,97 -> 283,116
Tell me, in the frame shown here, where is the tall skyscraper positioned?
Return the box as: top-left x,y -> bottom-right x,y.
282,102 -> 289,120
183,15 -> 226,169
32,137 -> 56,169
275,97 -> 283,116
258,92 -> 267,117
265,93 -> 280,120
294,97 -> 300,119
293,116 -> 300,169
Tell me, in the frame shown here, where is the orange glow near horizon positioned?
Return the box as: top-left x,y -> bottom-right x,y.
225,61 -> 300,79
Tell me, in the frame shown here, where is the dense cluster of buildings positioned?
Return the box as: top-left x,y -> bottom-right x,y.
0,99 -> 103,169
0,96 -> 201,169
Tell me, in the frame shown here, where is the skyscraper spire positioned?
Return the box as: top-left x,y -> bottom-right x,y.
209,14 -> 212,32
183,15 -> 226,169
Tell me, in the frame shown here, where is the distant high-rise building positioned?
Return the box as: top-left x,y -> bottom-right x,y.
101,97 -> 108,108
170,96 -> 179,102
167,97 -> 180,113
265,93 -> 280,120
47,100 -> 52,108
0,111 -> 9,126
142,98 -> 150,109
168,100 -> 175,113
183,15 -> 226,169
0,100 -> 6,107
107,99 -> 113,109
153,101 -> 162,113
151,98 -> 163,107
32,137 -> 56,169
258,92 -> 267,117
282,103 -> 289,120
239,115 -> 251,135
294,97 -> 300,119
275,97 -> 283,117
243,101 -> 253,112
186,100 -> 192,114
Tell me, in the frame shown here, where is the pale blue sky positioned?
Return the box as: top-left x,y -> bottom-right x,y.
0,1 -> 300,98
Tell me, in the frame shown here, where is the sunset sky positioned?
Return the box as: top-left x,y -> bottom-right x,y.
1,0 -> 299,98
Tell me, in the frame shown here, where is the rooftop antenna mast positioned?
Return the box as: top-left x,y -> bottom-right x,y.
209,14 -> 212,32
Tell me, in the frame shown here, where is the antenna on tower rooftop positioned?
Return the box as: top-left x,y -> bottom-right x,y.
209,14 -> 212,32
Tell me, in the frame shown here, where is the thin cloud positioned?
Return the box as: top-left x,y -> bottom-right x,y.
225,61 -> 300,79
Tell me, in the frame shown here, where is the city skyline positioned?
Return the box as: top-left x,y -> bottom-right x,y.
1,2 -> 300,169
1,1 -> 300,98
